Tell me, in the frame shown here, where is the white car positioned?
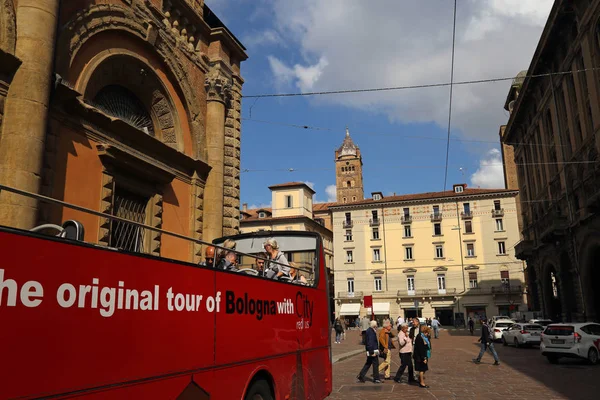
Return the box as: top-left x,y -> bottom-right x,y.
529,319 -> 553,327
489,319 -> 516,341
502,323 -> 544,347
492,315 -> 512,322
540,323 -> 600,364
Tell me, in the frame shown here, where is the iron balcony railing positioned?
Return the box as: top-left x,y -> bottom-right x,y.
369,218 -> 380,227
401,215 -> 412,224
461,211 -> 473,219
430,213 -> 442,222
338,291 -> 363,298
343,220 -> 353,228
492,208 -> 505,217
491,285 -> 523,294
397,288 -> 457,297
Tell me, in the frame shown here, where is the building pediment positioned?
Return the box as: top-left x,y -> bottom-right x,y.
433,266 -> 448,272
370,269 -> 384,275
403,268 -> 417,273
464,265 -> 479,270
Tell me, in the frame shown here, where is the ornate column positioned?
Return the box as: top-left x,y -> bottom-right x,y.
202,68 -> 231,242
0,0 -> 60,229
222,74 -> 242,236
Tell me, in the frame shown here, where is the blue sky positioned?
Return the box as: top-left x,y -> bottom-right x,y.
207,0 -> 554,208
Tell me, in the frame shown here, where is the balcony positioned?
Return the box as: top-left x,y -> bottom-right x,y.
401,215 -> 412,224
491,285 -> 522,294
492,208 -> 504,217
536,211 -> 569,243
397,288 -> 457,297
514,240 -> 534,260
430,213 -> 443,222
369,218 -> 380,227
338,291 -> 363,298
461,211 -> 473,219
343,220 -> 353,228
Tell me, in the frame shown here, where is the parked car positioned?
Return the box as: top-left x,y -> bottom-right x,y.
490,319 -> 516,341
492,316 -> 512,322
529,319 -> 553,327
540,323 -> 600,364
502,323 -> 544,347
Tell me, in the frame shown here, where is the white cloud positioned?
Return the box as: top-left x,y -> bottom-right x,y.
266,0 -> 553,140
470,148 -> 505,189
325,184 -> 337,202
248,203 -> 271,210
268,56 -> 328,92
243,29 -> 284,47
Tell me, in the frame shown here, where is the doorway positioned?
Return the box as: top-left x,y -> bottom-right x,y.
435,308 -> 454,326
404,309 -> 422,319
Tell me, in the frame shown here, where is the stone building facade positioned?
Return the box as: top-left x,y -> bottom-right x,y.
502,0 -> 600,322
0,0 -> 246,262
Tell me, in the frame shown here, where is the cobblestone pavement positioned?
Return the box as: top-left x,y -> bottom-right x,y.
328,328 -> 598,399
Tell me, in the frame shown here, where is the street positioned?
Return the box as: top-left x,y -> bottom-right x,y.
329,328 -> 598,399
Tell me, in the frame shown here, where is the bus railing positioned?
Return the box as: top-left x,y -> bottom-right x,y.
0,183 -> 315,279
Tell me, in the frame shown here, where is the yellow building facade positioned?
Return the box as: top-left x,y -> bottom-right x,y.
332,184 -> 525,325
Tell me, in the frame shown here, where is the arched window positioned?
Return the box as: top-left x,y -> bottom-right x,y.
347,181 -> 351,187
93,85 -> 154,135
343,197 -> 347,203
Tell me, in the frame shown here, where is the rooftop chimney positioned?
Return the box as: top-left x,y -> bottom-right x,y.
242,203 -> 247,212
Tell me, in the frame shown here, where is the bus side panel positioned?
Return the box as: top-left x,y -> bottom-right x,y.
68,374 -> 208,399
0,232 -> 216,400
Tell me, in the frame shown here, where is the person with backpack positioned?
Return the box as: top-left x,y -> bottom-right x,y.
334,318 -> 344,344
473,318 -> 500,365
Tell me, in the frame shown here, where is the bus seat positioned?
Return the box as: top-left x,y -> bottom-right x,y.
61,220 -> 85,241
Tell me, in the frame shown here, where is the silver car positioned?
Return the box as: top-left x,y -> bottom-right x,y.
502,323 -> 544,347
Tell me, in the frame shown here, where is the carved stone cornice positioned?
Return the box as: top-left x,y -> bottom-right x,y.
204,70 -> 232,104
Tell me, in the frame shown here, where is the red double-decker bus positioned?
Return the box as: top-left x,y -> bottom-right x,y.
0,185 -> 332,399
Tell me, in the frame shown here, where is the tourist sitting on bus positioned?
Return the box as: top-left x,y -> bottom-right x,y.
199,246 -> 215,268
218,251 -> 238,271
215,239 -> 236,268
254,253 -> 267,276
263,238 -> 290,279
289,262 -> 307,284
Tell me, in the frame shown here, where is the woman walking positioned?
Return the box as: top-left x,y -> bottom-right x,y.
413,325 -> 432,388
393,323 -> 416,384
334,318 -> 344,344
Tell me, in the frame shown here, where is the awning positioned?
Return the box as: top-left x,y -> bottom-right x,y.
339,303 -> 361,315
372,302 -> 390,315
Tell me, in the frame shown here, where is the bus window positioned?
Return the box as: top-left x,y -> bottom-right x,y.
213,233 -> 319,286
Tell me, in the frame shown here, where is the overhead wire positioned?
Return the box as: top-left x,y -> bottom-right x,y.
443,0 -> 458,192
242,67 -> 600,99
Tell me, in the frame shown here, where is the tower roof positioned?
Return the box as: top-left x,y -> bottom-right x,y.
337,127 -> 359,157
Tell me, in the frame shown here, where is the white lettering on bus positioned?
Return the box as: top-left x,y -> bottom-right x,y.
167,287 -> 205,312
57,283 -> 77,308
0,269 -> 43,308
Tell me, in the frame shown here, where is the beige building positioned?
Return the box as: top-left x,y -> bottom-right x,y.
332,185 -> 525,325
240,182 -> 334,274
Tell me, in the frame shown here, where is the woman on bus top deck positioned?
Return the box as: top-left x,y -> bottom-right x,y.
289,262 -> 308,284
263,238 -> 290,279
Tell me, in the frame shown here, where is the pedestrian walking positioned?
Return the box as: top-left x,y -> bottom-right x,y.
473,318 -> 500,365
413,325 -> 432,388
360,316 -> 370,345
468,317 -> 475,336
356,320 -> 382,383
408,317 -> 420,342
334,318 -> 343,344
431,317 -> 441,339
393,323 -> 416,384
396,315 -> 404,330
377,321 -> 394,380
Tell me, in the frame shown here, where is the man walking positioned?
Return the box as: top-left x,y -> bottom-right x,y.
357,320 -> 382,383
431,317 -> 441,339
473,319 -> 500,365
378,321 -> 393,380
408,317 -> 420,342
468,317 -> 475,336
360,316 -> 370,345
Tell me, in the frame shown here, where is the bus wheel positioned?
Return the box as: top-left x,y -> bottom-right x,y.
245,380 -> 273,400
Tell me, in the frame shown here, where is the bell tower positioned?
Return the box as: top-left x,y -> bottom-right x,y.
335,128 -> 364,203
